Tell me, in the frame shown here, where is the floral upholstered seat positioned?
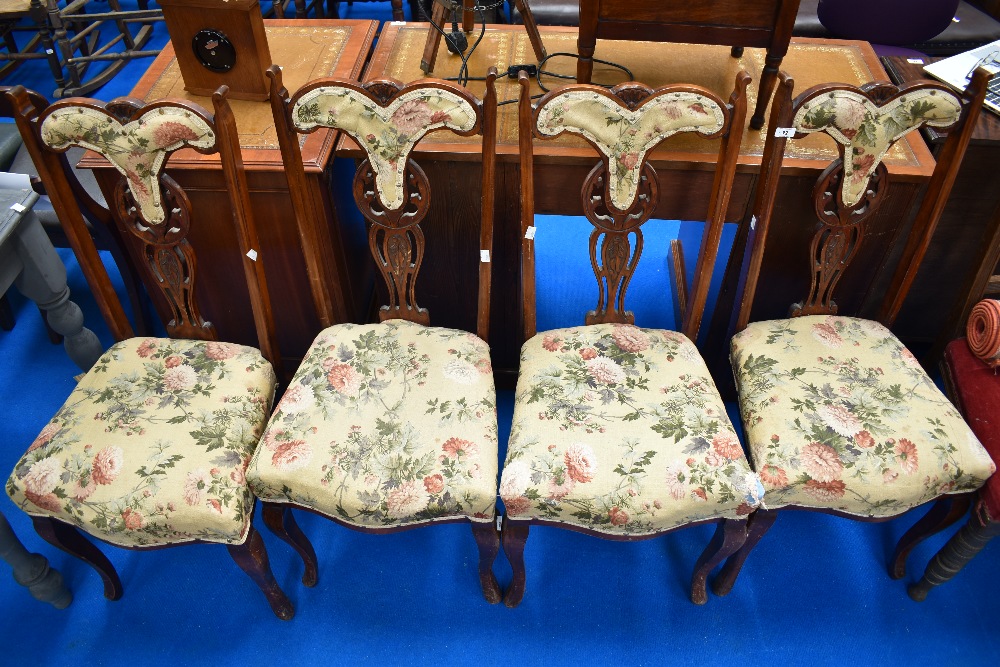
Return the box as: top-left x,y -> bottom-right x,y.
731,316 -> 995,517
259,71 -> 503,603
248,320 -> 498,528
7,337 -> 277,547
503,324 -> 761,535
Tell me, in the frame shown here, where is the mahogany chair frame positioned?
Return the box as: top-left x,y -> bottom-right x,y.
503,69 -> 751,607
263,66 -> 502,602
3,84 -> 292,619
713,68 -> 992,597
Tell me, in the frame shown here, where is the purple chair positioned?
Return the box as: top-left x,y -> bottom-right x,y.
818,0 -> 960,56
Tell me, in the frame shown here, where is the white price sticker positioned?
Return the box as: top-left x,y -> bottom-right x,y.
774,127 -> 796,138
907,58 -> 924,64
9,202 -> 26,213
750,215 -> 757,231
480,249 -> 490,263
246,249 -> 258,261
525,225 -> 537,240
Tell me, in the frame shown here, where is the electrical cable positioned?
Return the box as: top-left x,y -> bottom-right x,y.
418,1 -> 634,104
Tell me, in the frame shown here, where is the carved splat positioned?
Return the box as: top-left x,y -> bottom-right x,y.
581,161 -> 659,325
353,159 -> 432,324
114,175 -> 214,339
791,160 -> 888,317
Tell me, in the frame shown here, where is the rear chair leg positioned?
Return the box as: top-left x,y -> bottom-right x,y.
262,502 -> 318,587
500,516 -> 530,608
470,519 -> 502,604
228,524 -> 295,620
691,518 -> 747,604
712,508 -> 778,597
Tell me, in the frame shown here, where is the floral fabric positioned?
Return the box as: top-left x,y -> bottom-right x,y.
6,337 -> 276,547
40,105 -> 215,225
247,320 -> 498,528
535,90 -> 724,211
793,88 -> 961,207
731,315 -> 995,517
292,86 -> 477,210
501,324 -> 762,536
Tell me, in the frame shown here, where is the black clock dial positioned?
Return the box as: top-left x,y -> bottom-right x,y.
192,29 -> 236,73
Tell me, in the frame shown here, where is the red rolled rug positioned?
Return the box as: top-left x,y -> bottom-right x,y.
966,299 -> 1000,367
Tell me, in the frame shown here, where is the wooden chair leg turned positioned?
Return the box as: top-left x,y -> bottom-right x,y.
227,524 -> 295,620
908,502 -> 1000,601
470,520 -> 502,604
690,518 -> 747,604
890,494 -> 971,579
31,516 -> 122,600
261,502 -> 318,587
712,508 -> 778,596
500,515 -> 529,608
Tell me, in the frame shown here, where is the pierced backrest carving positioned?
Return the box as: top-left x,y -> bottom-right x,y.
733,70 -> 989,332
18,89 -> 280,370
518,73 -> 749,340
270,69 -> 498,334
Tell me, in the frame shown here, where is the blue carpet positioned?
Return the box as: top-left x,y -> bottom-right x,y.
2,3 -> 1000,665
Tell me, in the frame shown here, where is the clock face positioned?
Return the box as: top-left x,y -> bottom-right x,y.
192,29 -> 237,72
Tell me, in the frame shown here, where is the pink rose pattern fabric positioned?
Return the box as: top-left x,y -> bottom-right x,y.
794,88 -> 961,207
292,87 -> 477,210
535,90 -> 725,211
6,338 -> 276,547
247,320 -> 498,528
500,324 -> 762,536
40,105 -> 215,225
731,315 -> 995,516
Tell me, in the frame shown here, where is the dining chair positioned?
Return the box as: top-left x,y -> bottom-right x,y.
499,69 -> 762,607
713,68 -> 996,597
248,67 -> 502,602
3,84 -> 294,619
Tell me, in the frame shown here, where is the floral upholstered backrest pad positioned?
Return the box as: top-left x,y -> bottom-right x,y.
40,105 -> 216,225
535,89 -> 726,211
793,87 -> 962,207
291,86 -> 478,211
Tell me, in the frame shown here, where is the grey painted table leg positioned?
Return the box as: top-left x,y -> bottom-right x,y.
11,211 -> 103,372
908,502 -> 1000,601
0,511 -> 72,608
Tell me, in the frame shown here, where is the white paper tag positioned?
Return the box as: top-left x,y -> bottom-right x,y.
45,49 -> 53,55
952,16 -> 961,22
391,21 -> 405,25
246,249 -> 258,261
907,58 -> 924,64
525,225 -> 537,240
774,127 -> 795,138
496,516 -> 502,531
749,215 -> 756,231
9,202 -> 27,213
0,171 -> 31,190
480,249 -> 490,263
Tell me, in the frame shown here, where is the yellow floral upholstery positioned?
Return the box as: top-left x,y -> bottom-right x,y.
794,88 -> 961,207
291,86 -> 477,211
247,320 -> 498,528
731,316 -> 995,517
501,324 -> 763,536
535,90 -> 725,210
40,105 -> 215,225
6,337 -> 276,547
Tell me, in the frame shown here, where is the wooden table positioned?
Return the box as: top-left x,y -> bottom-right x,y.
80,19 -> 378,368
576,0 -> 802,129
357,23 -> 936,384
881,55 -> 1000,360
